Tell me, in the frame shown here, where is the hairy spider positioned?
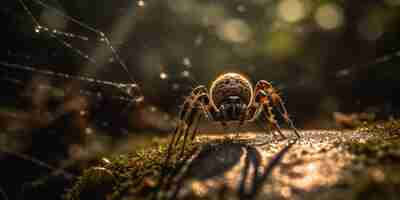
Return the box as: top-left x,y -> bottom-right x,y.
167,72 -> 300,156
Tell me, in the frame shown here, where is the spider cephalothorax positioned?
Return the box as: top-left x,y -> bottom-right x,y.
167,72 -> 300,156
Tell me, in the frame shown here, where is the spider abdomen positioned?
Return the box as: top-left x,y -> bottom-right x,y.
209,73 -> 253,120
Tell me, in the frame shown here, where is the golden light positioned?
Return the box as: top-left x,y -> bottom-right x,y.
277,0 -> 306,23
315,4 -> 344,30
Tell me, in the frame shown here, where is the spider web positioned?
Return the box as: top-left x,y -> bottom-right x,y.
3,0 -> 144,102
0,1 -> 154,199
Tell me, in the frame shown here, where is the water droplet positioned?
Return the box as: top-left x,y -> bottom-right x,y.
34,26 -> 42,33
160,72 -> 168,80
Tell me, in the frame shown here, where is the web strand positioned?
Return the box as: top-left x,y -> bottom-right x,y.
0,62 -> 140,103
16,0 -> 142,96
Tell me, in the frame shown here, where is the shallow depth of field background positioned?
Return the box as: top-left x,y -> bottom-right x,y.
0,0 -> 400,198
2,0 -> 400,128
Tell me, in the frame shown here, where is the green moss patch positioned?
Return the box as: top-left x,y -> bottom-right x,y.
65,137 -> 201,200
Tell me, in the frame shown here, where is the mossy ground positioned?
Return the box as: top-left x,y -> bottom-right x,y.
66,120 -> 400,200
65,136 -> 204,200
341,120 -> 400,200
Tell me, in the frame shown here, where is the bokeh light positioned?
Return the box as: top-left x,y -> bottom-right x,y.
277,0 -> 307,23
314,4 -> 344,30
217,19 -> 253,43
160,72 -> 168,80
137,0 -> 146,7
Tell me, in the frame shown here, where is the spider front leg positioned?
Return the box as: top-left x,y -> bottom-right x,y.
271,92 -> 301,138
262,102 -> 287,140
254,80 -> 300,139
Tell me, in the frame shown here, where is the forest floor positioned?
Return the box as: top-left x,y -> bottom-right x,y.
67,121 -> 400,200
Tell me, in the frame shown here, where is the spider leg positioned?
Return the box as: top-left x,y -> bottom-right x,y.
165,97 -> 193,164
257,112 -> 280,139
254,80 -> 300,139
166,92 -> 210,161
270,94 -> 301,139
191,85 -> 208,95
179,108 -> 202,157
190,113 -> 203,141
261,103 -> 287,140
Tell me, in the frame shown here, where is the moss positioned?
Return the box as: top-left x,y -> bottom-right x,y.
356,119 -> 400,137
347,120 -> 400,164
65,137 -> 201,200
66,167 -> 116,200
340,120 -> 400,199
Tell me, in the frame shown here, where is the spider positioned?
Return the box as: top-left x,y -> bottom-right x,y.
167,72 -> 300,156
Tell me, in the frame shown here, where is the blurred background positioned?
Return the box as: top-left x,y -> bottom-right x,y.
0,0 -> 400,199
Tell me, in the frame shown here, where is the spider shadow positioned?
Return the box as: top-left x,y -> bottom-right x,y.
164,140 -> 245,199
238,139 -> 294,200
164,137 -> 294,200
